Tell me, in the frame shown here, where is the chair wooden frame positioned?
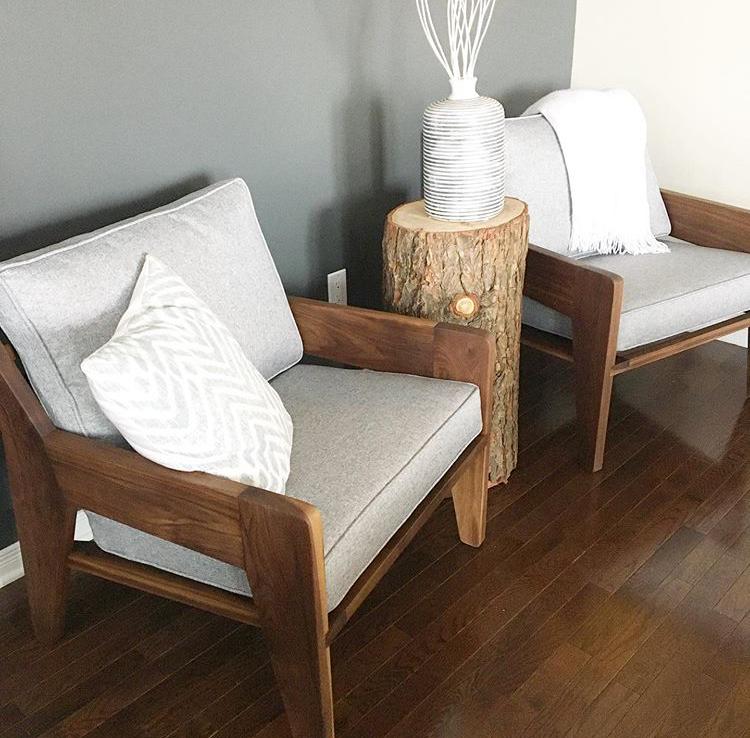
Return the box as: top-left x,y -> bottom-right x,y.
522,190 -> 750,472
1,296 -> 494,738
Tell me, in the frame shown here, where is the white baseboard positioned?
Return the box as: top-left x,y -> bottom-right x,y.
0,512 -> 93,589
720,331 -> 748,348
0,542 -> 23,588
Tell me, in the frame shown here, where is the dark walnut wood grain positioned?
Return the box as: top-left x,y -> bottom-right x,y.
1,297 -> 493,738
382,199 -> 529,483
0,348 -> 75,644
289,297 -> 495,436
47,430 -> 250,567
67,541 -> 260,625
2,342 -> 750,737
662,189 -> 750,253
239,489 -> 333,738
523,191 -> 750,472
572,265 -> 624,473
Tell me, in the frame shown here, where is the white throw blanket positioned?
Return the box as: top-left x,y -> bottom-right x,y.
525,89 -> 668,255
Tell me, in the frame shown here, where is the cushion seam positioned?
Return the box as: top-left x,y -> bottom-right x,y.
618,310 -> 747,351
325,412 -> 481,608
0,281 -> 87,433
0,179 -> 240,274
90,382 -> 481,610
239,181 -> 304,376
0,177 -> 301,426
622,271 -> 750,317
323,386 -> 480,560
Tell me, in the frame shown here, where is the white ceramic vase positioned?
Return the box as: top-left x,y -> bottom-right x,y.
422,76 -> 506,222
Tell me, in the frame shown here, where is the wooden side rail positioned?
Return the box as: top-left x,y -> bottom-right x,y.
68,541 -> 261,625
290,296 -> 437,374
433,323 -> 495,434
290,297 -> 495,433
523,245 -> 578,314
662,190 -> 750,253
522,194 -> 750,473
613,312 -> 750,374
46,430 -> 252,567
523,244 -> 622,318
1,295 -> 494,738
522,244 -> 623,472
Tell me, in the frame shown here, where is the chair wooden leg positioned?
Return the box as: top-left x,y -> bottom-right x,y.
572,269 -> 623,474
14,496 -> 75,645
239,490 -> 334,738
746,327 -> 750,398
0,348 -> 75,644
452,440 -> 489,547
574,355 -> 616,473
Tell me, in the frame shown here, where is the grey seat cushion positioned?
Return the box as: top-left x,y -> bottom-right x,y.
0,179 -> 302,444
505,114 -> 671,257
87,365 -> 482,611
523,237 -> 750,351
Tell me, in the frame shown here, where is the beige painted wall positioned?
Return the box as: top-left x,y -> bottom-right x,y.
572,0 -> 750,345
572,0 -> 750,210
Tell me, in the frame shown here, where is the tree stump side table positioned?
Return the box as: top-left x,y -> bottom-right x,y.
382,199 -> 529,484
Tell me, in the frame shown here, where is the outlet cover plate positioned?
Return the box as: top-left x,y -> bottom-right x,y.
327,269 -> 347,305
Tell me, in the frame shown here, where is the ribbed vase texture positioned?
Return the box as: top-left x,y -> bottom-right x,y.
422,96 -> 506,222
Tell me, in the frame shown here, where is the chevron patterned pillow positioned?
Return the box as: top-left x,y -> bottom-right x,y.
81,255 -> 293,493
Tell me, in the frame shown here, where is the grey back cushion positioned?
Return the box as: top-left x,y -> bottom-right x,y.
0,178 -> 303,442
505,114 -> 672,257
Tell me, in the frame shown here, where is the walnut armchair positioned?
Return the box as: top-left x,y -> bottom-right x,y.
0,181 -> 494,738
506,115 -> 750,471
523,193 -> 750,470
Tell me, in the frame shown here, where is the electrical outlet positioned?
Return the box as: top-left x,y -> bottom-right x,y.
327,269 -> 347,305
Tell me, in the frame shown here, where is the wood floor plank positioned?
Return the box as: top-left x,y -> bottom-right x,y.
614,552 -> 744,696
475,640 -> 591,737
715,564 -> 750,623
2,343 -> 750,738
85,625 -> 266,738
164,662 -> 277,738
332,427 -> 679,733
567,679 -> 641,738
16,600 -> 187,717
704,610 -> 750,687
35,618 -> 240,738
612,663 -> 728,738
0,581 -> 139,697
702,672 -> 750,738
373,577 -> 608,738
519,530 -> 698,736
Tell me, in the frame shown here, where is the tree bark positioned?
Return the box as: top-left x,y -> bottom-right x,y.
383,199 -> 529,483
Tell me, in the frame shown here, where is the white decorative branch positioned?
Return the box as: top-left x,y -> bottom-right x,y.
416,0 -> 498,82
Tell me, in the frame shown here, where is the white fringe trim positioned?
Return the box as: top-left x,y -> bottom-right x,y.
569,232 -> 670,256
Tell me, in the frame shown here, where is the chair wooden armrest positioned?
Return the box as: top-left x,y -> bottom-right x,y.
0,338 -> 334,734
522,200 -> 750,475
45,430 -> 265,567
290,296 -> 496,432
522,244 -> 624,472
29,297 -> 495,574
523,244 -> 623,319
662,190 -> 750,253
3,299 -> 492,738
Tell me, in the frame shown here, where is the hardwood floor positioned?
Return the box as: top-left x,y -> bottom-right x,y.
3,341 -> 750,737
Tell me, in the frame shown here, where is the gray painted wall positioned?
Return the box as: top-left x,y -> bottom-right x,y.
0,0 -> 576,549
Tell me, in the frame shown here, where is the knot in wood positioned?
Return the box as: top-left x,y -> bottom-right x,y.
450,293 -> 480,320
